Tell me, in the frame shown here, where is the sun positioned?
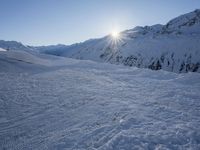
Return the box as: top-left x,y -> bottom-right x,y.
111,30 -> 120,39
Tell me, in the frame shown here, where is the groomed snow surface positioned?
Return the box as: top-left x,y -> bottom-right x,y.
0,51 -> 200,150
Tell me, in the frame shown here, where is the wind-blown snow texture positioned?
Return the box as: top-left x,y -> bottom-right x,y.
0,50 -> 200,150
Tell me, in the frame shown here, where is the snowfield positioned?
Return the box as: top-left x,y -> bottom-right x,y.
0,50 -> 200,150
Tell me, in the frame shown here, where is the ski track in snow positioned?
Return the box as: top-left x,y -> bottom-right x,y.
0,56 -> 200,150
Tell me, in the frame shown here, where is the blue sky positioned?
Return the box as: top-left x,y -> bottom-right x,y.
0,0 -> 199,46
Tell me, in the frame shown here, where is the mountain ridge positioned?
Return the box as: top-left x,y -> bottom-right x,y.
0,9 -> 200,73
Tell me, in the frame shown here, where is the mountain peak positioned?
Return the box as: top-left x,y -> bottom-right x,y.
165,9 -> 200,29
0,40 -> 30,51
0,9 -> 200,73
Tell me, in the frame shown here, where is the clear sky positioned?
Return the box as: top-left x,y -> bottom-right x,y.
0,0 -> 200,46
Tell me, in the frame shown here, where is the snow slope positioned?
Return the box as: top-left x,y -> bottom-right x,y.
0,50 -> 200,149
0,40 -> 31,51
0,48 -> 6,51
1,10 -> 199,73
33,9 -> 200,73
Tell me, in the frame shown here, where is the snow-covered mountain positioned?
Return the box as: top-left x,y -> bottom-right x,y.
36,9 -> 200,73
0,40 -> 31,51
1,9 -> 200,73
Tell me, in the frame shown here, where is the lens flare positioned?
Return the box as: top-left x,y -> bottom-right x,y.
111,31 -> 120,39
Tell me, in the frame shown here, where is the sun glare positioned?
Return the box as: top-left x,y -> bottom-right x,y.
111,31 -> 120,39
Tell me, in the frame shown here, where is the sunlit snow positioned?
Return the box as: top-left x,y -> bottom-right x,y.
0,50 -> 199,149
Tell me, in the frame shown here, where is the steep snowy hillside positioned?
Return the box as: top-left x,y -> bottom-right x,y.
1,9 -> 200,73
0,40 -> 31,51
0,50 -> 200,149
35,9 -> 200,73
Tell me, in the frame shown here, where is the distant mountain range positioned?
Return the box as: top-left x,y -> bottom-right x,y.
1,9 -> 200,73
